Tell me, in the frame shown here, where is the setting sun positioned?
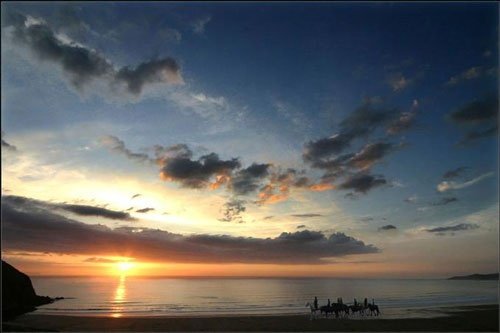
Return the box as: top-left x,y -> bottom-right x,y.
116,262 -> 135,274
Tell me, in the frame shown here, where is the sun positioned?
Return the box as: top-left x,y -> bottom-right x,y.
116,261 -> 135,275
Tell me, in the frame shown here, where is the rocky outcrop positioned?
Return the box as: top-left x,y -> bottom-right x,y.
1,261 -> 54,321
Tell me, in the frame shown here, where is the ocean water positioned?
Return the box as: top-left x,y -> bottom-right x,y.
31,277 -> 498,318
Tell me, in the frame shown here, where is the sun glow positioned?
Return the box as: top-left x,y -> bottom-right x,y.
116,261 -> 135,275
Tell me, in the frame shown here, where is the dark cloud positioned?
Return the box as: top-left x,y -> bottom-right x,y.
348,142 -> 394,170
159,151 -> 241,189
450,94 -> 498,123
426,223 -> 479,234
339,102 -> 397,138
256,168 -> 319,204
2,195 -> 135,221
115,58 -> 182,95
100,136 -> 150,163
303,133 -> 354,164
263,216 -> 274,220
290,214 -> 323,218
229,163 -> 271,195
459,126 -> 498,145
136,207 -> 155,213
339,173 -> 387,193
4,12 -> 182,94
296,225 -> 306,229
443,167 -> 468,179
59,203 -> 135,220
83,257 -> 118,263
1,132 -> 17,152
2,195 -> 379,264
378,224 -> 397,231
219,199 -> 246,223
131,194 -> 141,199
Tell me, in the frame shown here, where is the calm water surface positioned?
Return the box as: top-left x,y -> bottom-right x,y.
31,277 -> 498,318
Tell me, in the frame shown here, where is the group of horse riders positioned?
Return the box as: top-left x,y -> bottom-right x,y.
307,296 -> 380,319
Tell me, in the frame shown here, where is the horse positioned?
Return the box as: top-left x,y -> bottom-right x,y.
320,305 -> 336,318
348,304 -> 365,316
367,303 -> 380,316
305,302 -> 319,320
338,303 -> 350,318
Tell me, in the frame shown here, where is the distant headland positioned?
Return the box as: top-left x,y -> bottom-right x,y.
448,273 -> 499,280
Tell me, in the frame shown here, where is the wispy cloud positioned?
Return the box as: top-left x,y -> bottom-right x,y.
437,172 -> 494,192
446,66 -> 496,86
191,16 -> 211,35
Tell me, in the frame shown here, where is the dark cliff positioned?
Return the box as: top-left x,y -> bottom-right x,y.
1,260 -> 54,320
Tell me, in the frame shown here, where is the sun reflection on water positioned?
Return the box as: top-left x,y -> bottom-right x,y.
111,275 -> 127,318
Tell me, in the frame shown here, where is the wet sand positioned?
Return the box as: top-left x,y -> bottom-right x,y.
3,304 -> 498,332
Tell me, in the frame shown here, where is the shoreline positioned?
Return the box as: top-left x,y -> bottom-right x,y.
3,304 -> 498,332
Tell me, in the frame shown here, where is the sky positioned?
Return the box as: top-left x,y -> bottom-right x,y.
1,2 -> 498,278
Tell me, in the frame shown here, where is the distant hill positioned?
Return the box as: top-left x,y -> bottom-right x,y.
448,273 -> 499,280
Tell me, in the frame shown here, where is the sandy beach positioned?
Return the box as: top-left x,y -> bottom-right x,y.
3,304 -> 498,332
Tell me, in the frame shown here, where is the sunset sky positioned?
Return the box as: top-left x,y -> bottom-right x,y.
1,2 -> 498,278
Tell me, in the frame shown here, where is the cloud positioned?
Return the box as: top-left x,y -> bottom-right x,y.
426,223 -> 479,234
136,207 -> 155,213
2,195 -> 135,221
158,150 -> 241,189
296,225 -> 306,229
339,173 -> 387,193
4,12 -> 182,94
446,66 -> 496,86
449,94 -> 498,123
191,16 -> 211,34
83,257 -> 118,263
437,172 -> 494,192
255,168 -> 314,204
348,142 -> 394,170
302,99 -> 409,195
304,100 -> 398,164
115,58 -> 183,95
2,195 -> 379,264
458,126 -> 498,145
404,195 -> 418,204
219,199 -> 246,223
387,72 -> 412,91
99,135 -> 151,162
378,224 -> 397,231
2,138 -> 17,152
443,167 -> 468,179
430,197 -> 458,206
229,163 -> 271,195
290,214 -> 323,218
386,100 -> 419,135
131,194 -> 141,199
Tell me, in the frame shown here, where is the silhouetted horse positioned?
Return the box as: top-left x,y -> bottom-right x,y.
367,302 -> 380,316
305,302 -> 319,320
320,305 -> 336,317
348,304 -> 365,316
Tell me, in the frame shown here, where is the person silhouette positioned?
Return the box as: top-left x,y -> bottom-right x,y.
354,298 -> 357,306
364,298 -> 368,307
327,299 -> 331,307
314,296 -> 318,310
339,297 -> 343,305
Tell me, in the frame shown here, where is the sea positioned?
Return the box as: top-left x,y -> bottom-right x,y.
31,277 -> 498,319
